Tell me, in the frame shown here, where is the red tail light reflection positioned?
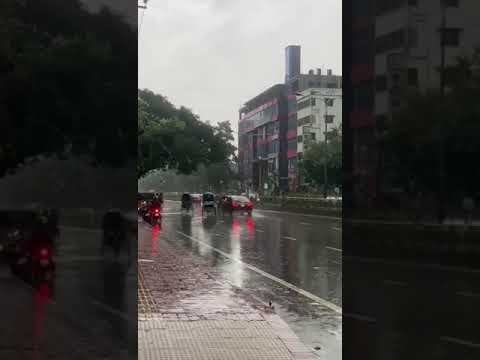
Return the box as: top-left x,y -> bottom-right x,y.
232,219 -> 240,234
246,217 -> 255,234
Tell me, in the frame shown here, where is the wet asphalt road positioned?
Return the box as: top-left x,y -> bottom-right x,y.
0,218 -> 136,359
141,200 -> 342,359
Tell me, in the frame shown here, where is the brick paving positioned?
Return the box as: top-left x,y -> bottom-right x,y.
138,225 -> 318,360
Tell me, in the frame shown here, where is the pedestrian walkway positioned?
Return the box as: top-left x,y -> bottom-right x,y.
138,227 -> 318,360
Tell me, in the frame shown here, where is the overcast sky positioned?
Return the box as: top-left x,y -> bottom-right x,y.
138,0 -> 342,133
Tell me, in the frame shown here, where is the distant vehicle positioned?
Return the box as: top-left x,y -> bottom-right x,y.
222,195 -> 253,215
202,192 -> 217,216
181,193 -> 193,212
191,194 -> 202,203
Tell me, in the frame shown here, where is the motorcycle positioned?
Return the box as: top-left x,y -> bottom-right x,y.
11,239 -> 55,283
149,206 -> 162,225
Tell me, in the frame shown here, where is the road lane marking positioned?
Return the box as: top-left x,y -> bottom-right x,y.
54,256 -> 105,263
332,227 -> 341,231
59,226 -> 102,234
283,236 -> 297,241
383,280 -> 408,287
138,259 -> 154,263
344,255 -> 480,274
456,291 -> 480,298
176,230 -> 342,314
326,246 -> 342,252
343,312 -> 376,323
440,336 -> 480,349
300,222 -> 312,226
256,229 -> 265,233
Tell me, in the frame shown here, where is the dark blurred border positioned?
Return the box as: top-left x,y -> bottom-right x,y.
343,1 -> 480,359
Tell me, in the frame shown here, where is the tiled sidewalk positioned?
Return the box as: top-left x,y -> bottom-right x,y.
138,229 -> 318,360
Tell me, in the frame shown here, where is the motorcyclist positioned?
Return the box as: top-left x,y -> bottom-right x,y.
149,194 -> 162,214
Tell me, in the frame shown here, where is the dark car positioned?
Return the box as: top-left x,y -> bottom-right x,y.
222,195 -> 253,215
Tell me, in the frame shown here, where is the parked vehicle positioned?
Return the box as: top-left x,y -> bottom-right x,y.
222,195 -> 253,215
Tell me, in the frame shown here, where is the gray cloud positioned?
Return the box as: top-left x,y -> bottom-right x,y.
139,0 -> 341,134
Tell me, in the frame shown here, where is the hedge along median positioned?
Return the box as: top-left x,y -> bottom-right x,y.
344,221 -> 480,267
255,196 -> 341,217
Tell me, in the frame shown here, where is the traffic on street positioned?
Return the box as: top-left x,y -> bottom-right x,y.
138,197 -> 342,360
0,209 -> 136,360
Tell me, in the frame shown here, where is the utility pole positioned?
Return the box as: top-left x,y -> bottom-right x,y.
323,99 -> 329,199
437,0 -> 447,223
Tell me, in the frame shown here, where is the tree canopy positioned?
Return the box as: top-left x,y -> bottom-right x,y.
0,0 -> 137,177
300,127 -> 342,189
385,49 -> 480,197
138,89 -> 236,179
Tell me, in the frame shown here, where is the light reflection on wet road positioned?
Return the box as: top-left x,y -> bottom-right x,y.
142,201 -> 342,360
0,216 -> 136,359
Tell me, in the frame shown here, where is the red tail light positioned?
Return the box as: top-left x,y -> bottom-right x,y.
232,201 -> 239,208
247,201 -> 253,208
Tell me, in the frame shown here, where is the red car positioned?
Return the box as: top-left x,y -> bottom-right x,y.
222,195 -> 253,215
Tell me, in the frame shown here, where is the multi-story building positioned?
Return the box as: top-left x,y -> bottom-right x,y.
296,87 -> 343,155
238,84 -> 294,194
348,0 -> 478,207
239,46 -> 342,193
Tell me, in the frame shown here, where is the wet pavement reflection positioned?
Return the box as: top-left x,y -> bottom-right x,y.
0,210 -> 136,360
139,201 -> 342,360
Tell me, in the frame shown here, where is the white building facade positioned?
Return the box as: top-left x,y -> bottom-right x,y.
296,87 -> 342,156
374,0 -> 480,122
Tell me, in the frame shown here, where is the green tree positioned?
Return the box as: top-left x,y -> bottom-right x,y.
386,49 -> 480,197
138,89 -> 236,179
301,127 -> 342,189
1,0 -> 137,177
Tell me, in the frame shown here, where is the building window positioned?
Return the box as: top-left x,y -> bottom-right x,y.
325,98 -> 334,107
297,135 -> 303,143
298,115 -> 313,126
311,133 -> 316,141
407,68 -> 418,87
376,0 -> 407,16
297,99 -> 310,111
324,115 -> 335,124
308,81 -> 315,88
442,28 -> 461,47
408,28 -> 418,48
288,158 -> 297,170
327,82 -> 337,88
444,0 -> 459,7
376,29 -> 405,54
376,74 -> 387,92
311,98 -> 316,106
